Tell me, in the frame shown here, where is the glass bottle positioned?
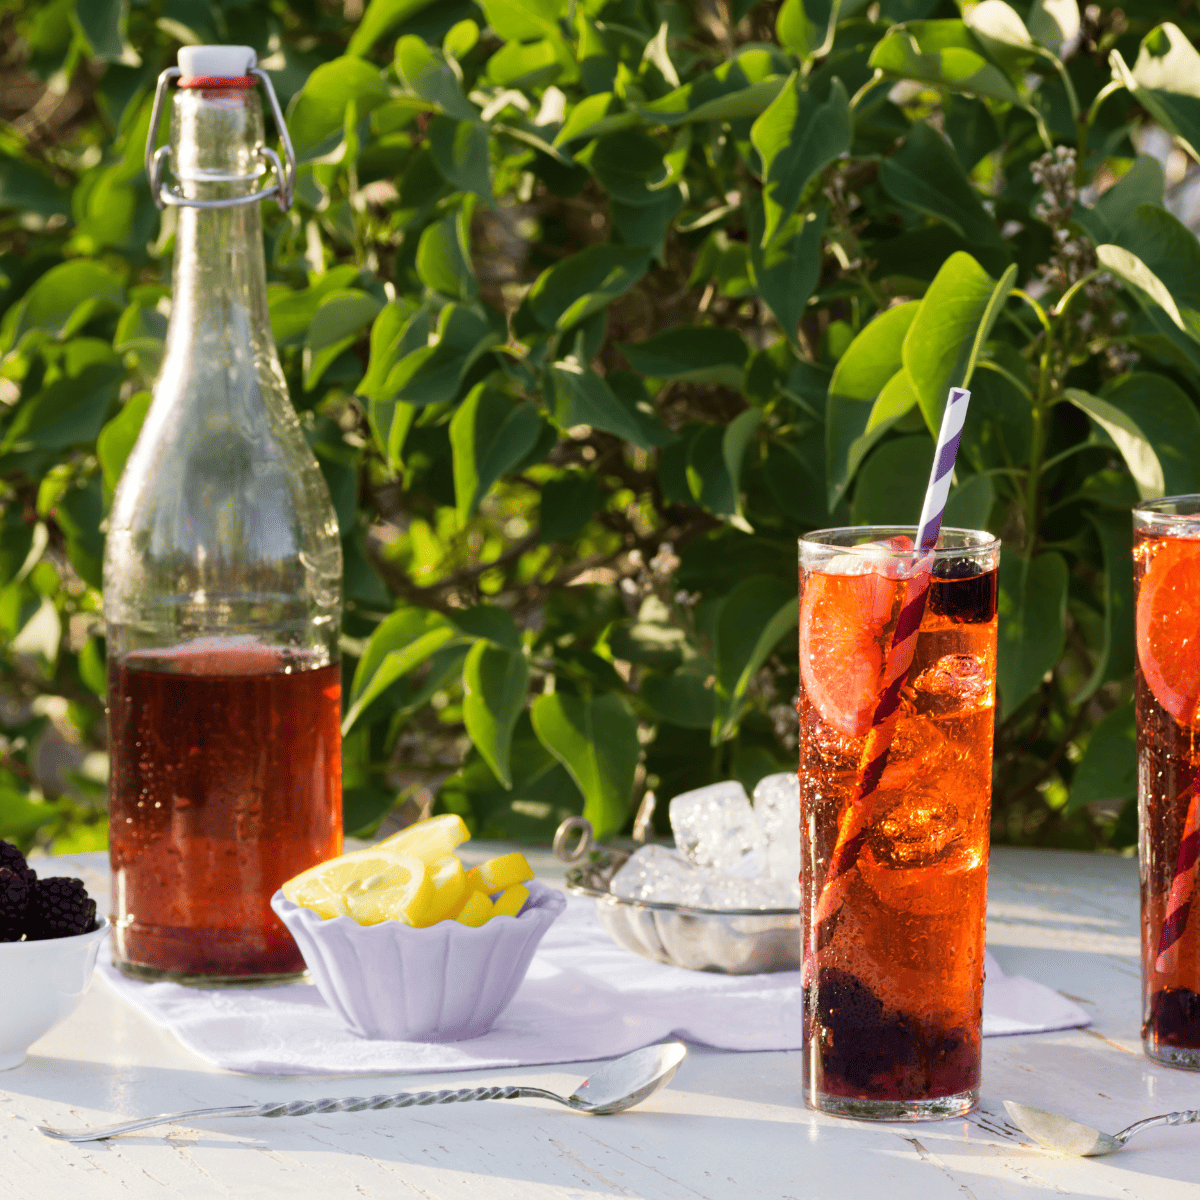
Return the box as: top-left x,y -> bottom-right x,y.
104,49 -> 343,985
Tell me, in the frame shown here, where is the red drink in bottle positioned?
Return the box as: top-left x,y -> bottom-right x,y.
109,647 -> 341,980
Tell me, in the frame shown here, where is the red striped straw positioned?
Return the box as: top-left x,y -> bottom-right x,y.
804,386 -> 972,977
1156,784 -> 1200,974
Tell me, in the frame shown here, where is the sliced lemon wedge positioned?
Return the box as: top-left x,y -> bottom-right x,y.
492,883 -> 529,918
455,890 -> 494,927
283,850 -> 431,925
466,851 -> 534,895
375,813 -> 470,861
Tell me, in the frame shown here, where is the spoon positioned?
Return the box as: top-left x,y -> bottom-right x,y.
1003,1099 -> 1200,1156
38,1042 -> 687,1144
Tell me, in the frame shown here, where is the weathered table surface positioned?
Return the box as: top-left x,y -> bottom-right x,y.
1,843 -> 1197,1199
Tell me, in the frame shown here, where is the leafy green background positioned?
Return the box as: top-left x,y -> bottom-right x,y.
0,0 -> 1194,854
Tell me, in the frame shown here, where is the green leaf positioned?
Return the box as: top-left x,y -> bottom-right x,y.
416,204 -> 478,300
450,605 -> 522,650
712,575 -> 797,741
686,411 -> 763,525
287,57 -> 391,161
944,470 -> 994,530
747,207 -> 826,347
428,115 -> 493,204
903,253 -> 1016,432
776,0 -> 818,57
97,390 -> 150,501
344,608 -> 459,734
0,786 -> 58,843
1074,155 -> 1164,244
395,36 -> 477,122
549,360 -> 671,450
463,642 -> 529,788
539,471 -> 602,543
478,0 -> 566,41
0,157 -> 70,218
751,75 -> 851,246
449,386 -> 542,520
515,245 -> 649,336
73,0 -> 140,65
1102,204 -> 1200,345
384,303 -> 504,407
878,122 -> 1005,249
869,22 -> 1022,104
1065,701 -> 1135,813
11,596 -> 61,672
997,550 -> 1068,717
13,261 -> 125,347
641,659 -> 718,730
349,0 -> 442,56
554,93 -> 620,146
620,327 -> 748,389
530,691 -> 639,838
488,39 -> 561,89
604,597 -> 687,671
303,291 -> 384,391
825,301 -> 920,505
1063,375 -> 1200,500
1111,24 -> 1200,164
1075,513 -> 1134,704
2,365 -> 121,453
852,435 -> 934,525
1027,0 -> 1080,59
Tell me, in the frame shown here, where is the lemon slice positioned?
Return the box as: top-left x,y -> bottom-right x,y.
375,814 -> 470,861
455,890 -> 494,927
414,854 -> 469,926
492,884 -> 529,918
466,851 -> 534,895
283,850 -> 431,925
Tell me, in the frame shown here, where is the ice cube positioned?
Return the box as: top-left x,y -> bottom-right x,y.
669,781 -> 764,878
695,870 -> 796,910
866,786 -> 967,870
911,653 -> 993,716
753,772 -> 801,898
610,845 -> 702,905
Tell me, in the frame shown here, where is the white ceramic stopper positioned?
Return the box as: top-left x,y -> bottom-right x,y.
177,45 -> 256,82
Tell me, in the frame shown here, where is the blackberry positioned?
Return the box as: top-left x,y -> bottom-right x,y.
0,839 -> 36,887
0,864 -> 30,942
25,877 -> 97,940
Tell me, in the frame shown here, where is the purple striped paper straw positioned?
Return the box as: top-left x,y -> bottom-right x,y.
806,387 -> 973,970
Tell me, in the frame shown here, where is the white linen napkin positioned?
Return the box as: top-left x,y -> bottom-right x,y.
95,891 -> 1089,1076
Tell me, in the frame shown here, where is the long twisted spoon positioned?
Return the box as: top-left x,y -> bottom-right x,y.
39,1042 -> 686,1144
1004,1099 -> 1200,1156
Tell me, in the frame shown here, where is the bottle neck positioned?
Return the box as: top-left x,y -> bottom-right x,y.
163,87 -> 274,370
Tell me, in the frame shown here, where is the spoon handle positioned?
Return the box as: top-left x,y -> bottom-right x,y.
39,1085 -> 574,1143
1117,1108 -> 1200,1145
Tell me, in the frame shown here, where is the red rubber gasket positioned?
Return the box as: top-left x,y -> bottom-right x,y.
178,75 -> 257,89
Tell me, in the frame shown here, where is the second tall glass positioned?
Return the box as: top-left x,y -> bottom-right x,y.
799,527 -> 999,1119
1134,496 -> 1200,1068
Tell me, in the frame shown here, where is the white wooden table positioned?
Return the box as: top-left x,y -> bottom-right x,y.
2,844 -> 1198,1199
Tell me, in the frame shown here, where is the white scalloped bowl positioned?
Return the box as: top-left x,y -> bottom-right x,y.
271,881 -> 565,1042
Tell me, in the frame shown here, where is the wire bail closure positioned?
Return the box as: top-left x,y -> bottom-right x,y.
145,66 -> 296,212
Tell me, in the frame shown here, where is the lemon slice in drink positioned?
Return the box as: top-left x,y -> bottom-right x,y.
283,850 -> 432,925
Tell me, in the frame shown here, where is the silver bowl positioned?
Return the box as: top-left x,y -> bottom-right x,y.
555,818 -> 800,976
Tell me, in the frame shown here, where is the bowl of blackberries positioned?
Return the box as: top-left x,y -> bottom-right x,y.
0,839 -> 106,1069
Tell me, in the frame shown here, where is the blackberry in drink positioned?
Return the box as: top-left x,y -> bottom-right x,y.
798,528 -> 999,1119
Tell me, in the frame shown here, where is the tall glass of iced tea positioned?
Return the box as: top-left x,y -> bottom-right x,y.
799,527 -> 999,1119
1134,496 -> 1200,1069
